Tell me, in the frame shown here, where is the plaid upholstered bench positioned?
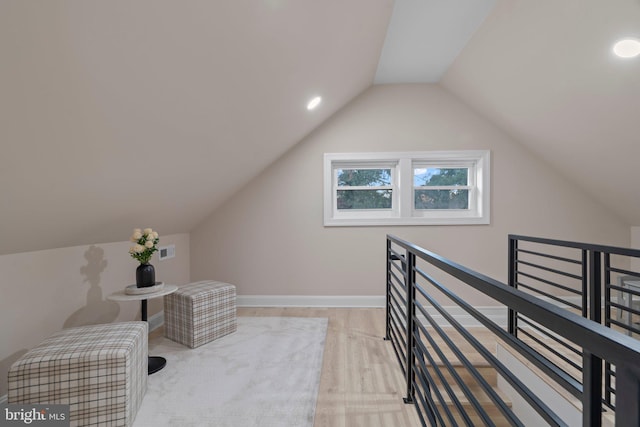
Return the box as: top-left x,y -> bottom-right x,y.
164,280 -> 237,348
7,321 -> 147,427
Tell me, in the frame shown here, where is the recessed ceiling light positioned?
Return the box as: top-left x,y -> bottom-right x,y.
307,96 -> 322,110
613,38 -> 640,58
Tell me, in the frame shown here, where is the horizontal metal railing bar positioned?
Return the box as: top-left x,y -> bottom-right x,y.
390,259 -> 407,278
388,297 -> 406,327
608,318 -> 640,335
414,313 -> 495,427
516,271 -> 582,295
516,314 -> 582,352
413,338 -> 462,426
413,273 -> 564,427
389,284 -> 407,307
516,326 -> 582,373
516,247 -> 582,265
509,234 -> 640,258
389,305 -> 407,344
516,282 -> 582,311
607,299 -> 631,313
516,316 -> 582,357
608,283 -> 640,299
389,274 -> 405,292
387,300 -> 406,337
388,322 -> 407,375
389,265 -> 406,286
389,247 -> 406,263
608,301 -> 640,318
412,364 -> 440,427
416,312 -> 520,427
388,235 -> 640,368
389,306 -> 405,337
413,309 -> 487,426
516,259 -> 583,281
389,281 -> 407,308
390,276 -> 407,294
412,384 -> 437,427
414,352 -> 448,425
389,311 -> 407,345
413,260 -> 583,404
606,266 -> 640,278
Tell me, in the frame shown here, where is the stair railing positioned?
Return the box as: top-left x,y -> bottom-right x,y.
386,234 -> 640,427
508,234 -> 640,410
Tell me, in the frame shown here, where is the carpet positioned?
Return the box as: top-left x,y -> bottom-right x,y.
133,317 -> 328,427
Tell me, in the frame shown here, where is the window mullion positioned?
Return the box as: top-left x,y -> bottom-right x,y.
399,158 -> 412,218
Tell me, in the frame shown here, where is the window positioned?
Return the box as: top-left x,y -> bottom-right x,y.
324,151 -> 490,226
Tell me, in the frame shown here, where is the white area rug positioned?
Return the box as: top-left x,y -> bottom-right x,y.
133,317 -> 328,427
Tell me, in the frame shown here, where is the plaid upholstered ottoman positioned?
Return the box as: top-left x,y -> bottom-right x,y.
7,322 -> 147,427
164,280 -> 237,348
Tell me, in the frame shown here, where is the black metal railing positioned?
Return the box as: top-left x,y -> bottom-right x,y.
386,234 -> 640,427
509,234 -> 640,410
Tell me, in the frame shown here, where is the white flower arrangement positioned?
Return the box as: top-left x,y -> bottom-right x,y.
129,228 -> 159,264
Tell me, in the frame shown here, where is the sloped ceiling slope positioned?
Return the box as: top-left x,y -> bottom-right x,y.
441,0 -> 640,226
0,1 -> 393,254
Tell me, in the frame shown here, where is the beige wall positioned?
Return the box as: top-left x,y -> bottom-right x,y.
190,84 -> 629,299
0,233 -> 190,397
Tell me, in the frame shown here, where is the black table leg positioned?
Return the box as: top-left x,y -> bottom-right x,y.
141,299 -> 166,375
148,356 -> 167,374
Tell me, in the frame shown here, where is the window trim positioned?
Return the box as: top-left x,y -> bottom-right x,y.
323,150 -> 490,226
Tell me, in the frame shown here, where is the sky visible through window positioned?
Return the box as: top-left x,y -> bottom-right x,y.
414,168 -> 468,186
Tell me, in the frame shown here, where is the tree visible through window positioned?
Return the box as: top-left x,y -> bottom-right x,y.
414,168 -> 470,210
336,169 -> 392,210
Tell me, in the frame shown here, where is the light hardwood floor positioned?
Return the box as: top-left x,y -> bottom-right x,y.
237,307 -> 423,427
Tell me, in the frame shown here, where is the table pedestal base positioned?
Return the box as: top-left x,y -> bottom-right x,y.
148,356 -> 166,375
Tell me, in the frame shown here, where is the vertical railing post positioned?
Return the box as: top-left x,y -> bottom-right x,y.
385,238 -> 391,341
508,236 -> 518,336
583,350 -> 603,427
583,250 -> 602,427
603,253 -> 614,409
603,253 -> 611,327
582,249 -> 589,318
403,249 -> 416,404
589,250 -> 602,324
615,362 -> 640,427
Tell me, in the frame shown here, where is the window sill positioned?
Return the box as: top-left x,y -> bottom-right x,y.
324,216 -> 490,227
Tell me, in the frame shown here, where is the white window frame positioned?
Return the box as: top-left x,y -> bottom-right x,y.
324,150 -> 490,226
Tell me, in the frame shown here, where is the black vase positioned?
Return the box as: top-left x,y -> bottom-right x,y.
136,263 -> 156,288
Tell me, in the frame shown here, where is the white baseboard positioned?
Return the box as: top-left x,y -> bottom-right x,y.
148,311 -> 164,332
236,295 -> 507,328
237,295 -> 386,308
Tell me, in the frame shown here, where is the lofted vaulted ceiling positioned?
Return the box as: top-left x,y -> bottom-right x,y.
1,0 -> 638,255
0,0 -> 393,254
441,0 -> 640,227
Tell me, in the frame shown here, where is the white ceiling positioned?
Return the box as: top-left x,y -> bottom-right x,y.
1,0 -> 638,255
375,0 -> 496,83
